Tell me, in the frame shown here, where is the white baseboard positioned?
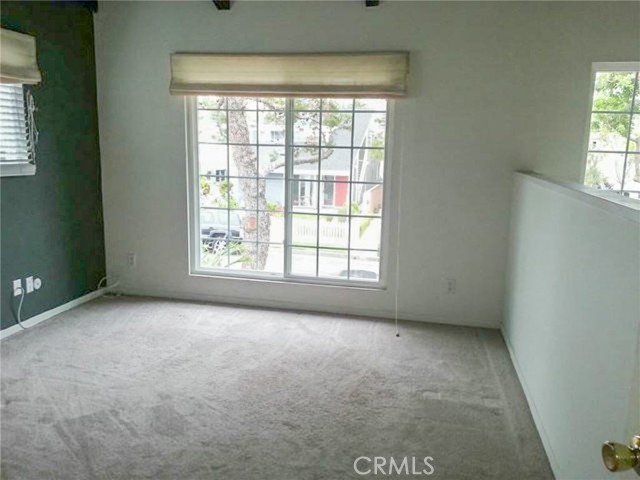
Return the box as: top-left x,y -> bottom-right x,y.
1,289 -> 106,340
119,285 -> 498,329
501,327 -> 561,479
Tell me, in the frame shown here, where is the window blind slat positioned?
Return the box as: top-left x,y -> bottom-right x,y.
1,147 -> 30,153
170,52 -> 409,98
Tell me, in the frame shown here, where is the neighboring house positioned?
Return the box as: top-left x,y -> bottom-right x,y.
267,112 -> 384,213
200,109 -> 385,213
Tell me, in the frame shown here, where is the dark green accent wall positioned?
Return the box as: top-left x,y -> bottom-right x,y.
1,2 -> 105,330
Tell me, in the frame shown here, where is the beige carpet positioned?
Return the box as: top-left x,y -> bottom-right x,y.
1,296 -> 553,479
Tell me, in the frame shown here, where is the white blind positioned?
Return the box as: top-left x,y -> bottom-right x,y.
0,28 -> 42,85
170,52 -> 409,98
0,84 -> 31,163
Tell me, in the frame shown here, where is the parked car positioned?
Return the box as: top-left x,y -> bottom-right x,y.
200,209 -> 243,254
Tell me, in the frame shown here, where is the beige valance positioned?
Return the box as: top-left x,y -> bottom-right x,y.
0,28 -> 41,85
170,52 -> 409,98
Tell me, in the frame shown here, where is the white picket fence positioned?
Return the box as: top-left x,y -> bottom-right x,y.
294,219 -> 347,244
267,217 -> 380,250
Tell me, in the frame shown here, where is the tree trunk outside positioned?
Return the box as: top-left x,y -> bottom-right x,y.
227,99 -> 270,270
224,98 -> 339,269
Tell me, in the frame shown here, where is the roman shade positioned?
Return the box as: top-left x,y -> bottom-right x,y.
170,52 -> 409,97
0,28 -> 42,85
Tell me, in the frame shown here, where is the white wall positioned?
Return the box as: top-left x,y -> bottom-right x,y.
504,173 -> 640,480
94,1 -> 640,328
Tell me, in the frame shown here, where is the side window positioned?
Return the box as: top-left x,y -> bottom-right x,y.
584,65 -> 639,199
0,84 -> 37,177
0,28 -> 41,177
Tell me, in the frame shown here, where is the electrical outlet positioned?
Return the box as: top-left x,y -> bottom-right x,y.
445,278 -> 456,295
127,252 -> 136,269
26,276 -> 34,293
34,277 -> 42,290
12,279 -> 22,297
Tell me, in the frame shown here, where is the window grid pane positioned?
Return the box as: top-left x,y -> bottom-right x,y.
195,95 -> 387,283
347,102 -> 356,279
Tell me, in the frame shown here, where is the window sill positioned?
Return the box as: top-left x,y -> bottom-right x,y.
189,267 -> 387,291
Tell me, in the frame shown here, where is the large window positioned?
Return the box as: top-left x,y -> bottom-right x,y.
584,63 -> 640,199
188,97 -> 389,285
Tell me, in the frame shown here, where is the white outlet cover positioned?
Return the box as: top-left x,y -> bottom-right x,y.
12,279 -> 22,296
26,276 -> 34,293
34,278 -> 42,290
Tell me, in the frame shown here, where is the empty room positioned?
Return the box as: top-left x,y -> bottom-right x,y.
1,1 -> 639,479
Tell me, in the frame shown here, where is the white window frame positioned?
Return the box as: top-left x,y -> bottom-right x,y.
185,97 -> 394,289
0,84 -> 36,177
581,62 -> 640,194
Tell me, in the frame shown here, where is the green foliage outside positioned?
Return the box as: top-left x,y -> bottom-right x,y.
587,72 -> 639,189
369,137 -> 385,163
358,217 -> 373,238
593,73 -> 636,114
200,177 -> 241,209
584,157 -> 612,189
201,242 -> 251,269
200,176 -> 210,196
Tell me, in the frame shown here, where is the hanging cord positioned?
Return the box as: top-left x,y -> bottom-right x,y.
393,208 -> 402,337
14,288 -> 27,330
25,90 -> 38,166
393,109 -> 406,338
98,276 -> 122,298
11,275 -> 118,331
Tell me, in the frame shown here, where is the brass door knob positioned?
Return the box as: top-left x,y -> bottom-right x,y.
602,436 -> 640,474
